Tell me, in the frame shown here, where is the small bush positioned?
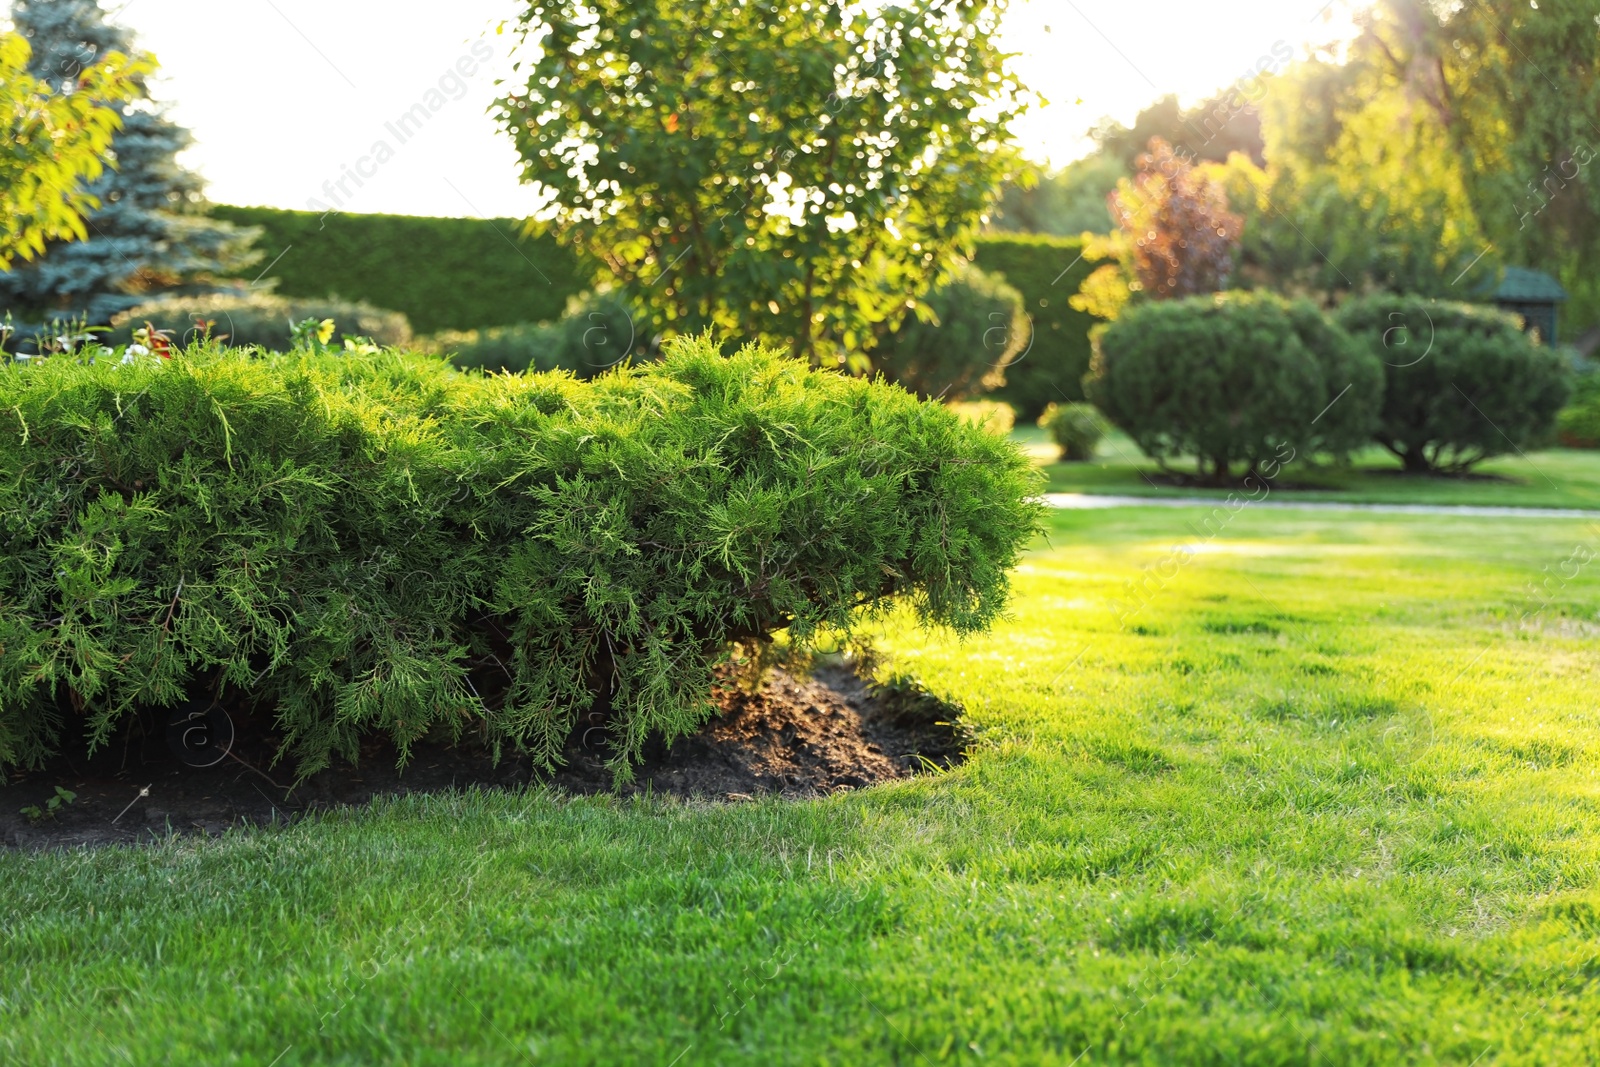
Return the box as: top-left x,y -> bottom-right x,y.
0,339 -> 1040,779
427,291 -> 656,377
875,261 -> 1026,400
1558,372 -> 1600,448
1038,402 -> 1109,461
425,322 -> 559,375
947,400 -> 1016,435
1336,295 -> 1571,471
1086,292 -> 1377,480
107,292 -> 412,350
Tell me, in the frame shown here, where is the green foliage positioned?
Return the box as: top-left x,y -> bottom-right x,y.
493,0 -> 1028,367
946,399 -> 1015,436
971,234 -> 1102,419
426,321 -> 557,375
1337,295 -> 1573,472
105,292 -> 411,350
0,1 -> 258,321
990,154 -> 1125,237
1092,91 -> 1267,170
19,785 -> 74,823
1558,372 -> 1600,449
872,262 -> 1024,401
208,206 -> 584,335
1037,402 -> 1109,462
0,339 -> 1040,778
1087,292 -> 1378,480
427,291 -> 656,377
1343,0 -> 1600,332
0,31 -> 147,269
207,204 -> 1083,365
1282,298 -> 1384,457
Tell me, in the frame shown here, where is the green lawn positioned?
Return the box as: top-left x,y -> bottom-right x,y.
5,506 -> 1600,1064
1022,426 -> 1600,509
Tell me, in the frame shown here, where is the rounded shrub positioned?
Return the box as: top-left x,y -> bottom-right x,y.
107,292 -> 412,350
1282,299 -> 1384,457
0,339 -> 1040,780
1085,292 -> 1376,480
874,261 -> 1026,400
428,290 -> 656,377
426,321 -> 559,375
1336,295 -> 1572,471
1558,371 -> 1600,448
1037,402 -> 1109,461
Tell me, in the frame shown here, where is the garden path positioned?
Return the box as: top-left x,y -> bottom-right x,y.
1042,492 -> 1600,519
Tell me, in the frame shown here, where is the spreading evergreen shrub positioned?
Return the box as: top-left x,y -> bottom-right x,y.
0,339 -> 1039,779
106,292 -> 412,350
1086,292 -> 1378,480
1037,402 -> 1109,462
873,262 -> 1025,401
1336,295 -> 1571,471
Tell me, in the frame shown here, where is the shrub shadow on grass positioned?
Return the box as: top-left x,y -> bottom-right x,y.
1,664 -> 968,849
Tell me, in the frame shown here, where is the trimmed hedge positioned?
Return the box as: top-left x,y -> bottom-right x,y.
212,208 -> 1102,413
209,206 -> 585,335
1087,292 -> 1380,480
971,234 -> 1103,419
1336,295 -> 1571,472
0,339 -> 1039,779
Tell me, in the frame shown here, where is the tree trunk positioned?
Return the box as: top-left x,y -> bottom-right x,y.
1400,448 -> 1432,473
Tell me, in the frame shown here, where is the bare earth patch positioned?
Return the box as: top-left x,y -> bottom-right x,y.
1,664 -> 967,849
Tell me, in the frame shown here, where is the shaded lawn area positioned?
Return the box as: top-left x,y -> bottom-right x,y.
4,506 -> 1600,1064
1022,426 -> 1600,509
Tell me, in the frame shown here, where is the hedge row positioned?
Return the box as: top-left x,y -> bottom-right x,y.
213,208 -> 1102,413
209,206 -> 586,335
0,339 -> 1039,778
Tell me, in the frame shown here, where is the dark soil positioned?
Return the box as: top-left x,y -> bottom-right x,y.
1,663 -> 968,850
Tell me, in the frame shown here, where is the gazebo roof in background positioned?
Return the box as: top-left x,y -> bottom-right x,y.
1493,267 -> 1568,304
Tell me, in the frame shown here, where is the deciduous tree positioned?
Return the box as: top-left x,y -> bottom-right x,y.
493,0 -> 1029,368
0,32 -> 145,270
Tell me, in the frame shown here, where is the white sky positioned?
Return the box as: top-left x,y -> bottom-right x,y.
95,0 -> 1361,219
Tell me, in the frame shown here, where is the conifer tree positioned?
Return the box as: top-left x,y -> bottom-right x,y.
0,0 -> 257,322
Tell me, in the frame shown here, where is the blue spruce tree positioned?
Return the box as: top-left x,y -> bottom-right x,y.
0,0 -> 258,323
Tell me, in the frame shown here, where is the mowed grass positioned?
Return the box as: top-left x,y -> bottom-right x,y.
4,506 -> 1600,1065
1021,425 -> 1600,509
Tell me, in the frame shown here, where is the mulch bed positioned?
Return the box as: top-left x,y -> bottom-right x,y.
1,663 -> 967,849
